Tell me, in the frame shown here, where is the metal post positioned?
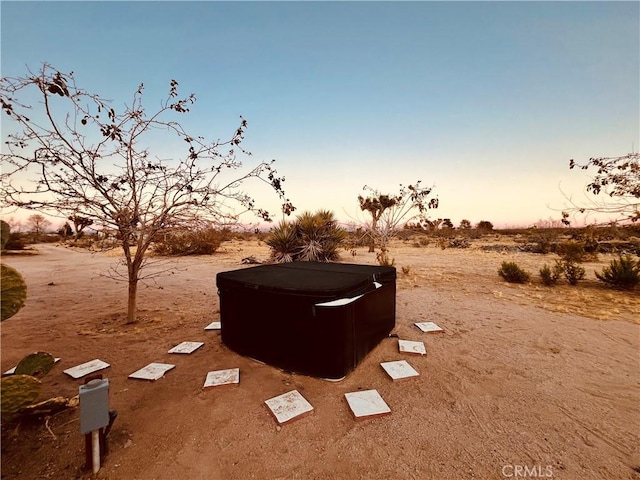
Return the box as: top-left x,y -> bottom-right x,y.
91,429 -> 100,474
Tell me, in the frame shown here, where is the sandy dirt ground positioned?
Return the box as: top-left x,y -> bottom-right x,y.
1,238 -> 639,480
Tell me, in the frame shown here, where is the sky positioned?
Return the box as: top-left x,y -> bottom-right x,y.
1,1 -> 638,229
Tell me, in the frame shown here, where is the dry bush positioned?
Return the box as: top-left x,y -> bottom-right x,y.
153,227 -> 230,256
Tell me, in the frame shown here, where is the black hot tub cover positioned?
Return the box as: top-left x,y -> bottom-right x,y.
217,262 -> 396,379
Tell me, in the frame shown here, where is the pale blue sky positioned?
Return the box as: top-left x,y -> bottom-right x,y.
2,1 -> 638,228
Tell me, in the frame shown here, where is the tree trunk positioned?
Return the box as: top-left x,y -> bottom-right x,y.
126,254 -> 143,324
368,219 -> 377,253
125,244 -> 146,324
127,274 -> 138,324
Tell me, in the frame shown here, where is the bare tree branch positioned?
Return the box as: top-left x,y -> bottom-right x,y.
563,152 -> 639,225
1,64 -> 294,322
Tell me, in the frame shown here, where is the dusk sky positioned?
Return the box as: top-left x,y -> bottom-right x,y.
1,1 -> 638,229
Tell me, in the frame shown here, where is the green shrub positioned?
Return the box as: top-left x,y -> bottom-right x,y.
562,260 -> 585,286
498,261 -> 531,283
595,255 -> 640,290
267,210 -> 345,263
3,231 -> 26,250
539,262 -> 564,286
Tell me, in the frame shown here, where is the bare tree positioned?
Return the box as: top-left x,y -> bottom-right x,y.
358,182 -> 438,261
563,152 -> 640,224
1,64 -> 294,323
26,214 -> 51,241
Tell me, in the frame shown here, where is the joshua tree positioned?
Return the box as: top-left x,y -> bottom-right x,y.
68,214 -> 94,240
1,64 -> 294,323
358,181 -> 438,255
358,193 -> 398,252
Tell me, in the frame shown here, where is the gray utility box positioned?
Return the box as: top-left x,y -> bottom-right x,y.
79,379 -> 110,434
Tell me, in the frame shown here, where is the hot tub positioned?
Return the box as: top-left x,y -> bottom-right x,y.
216,262 -> 396,379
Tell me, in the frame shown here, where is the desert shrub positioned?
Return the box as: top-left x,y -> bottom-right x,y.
525,230 -> 559,254
476,220 -> 494,232
411,238 -> 430,248
3,232 -> 26,250
539,262 -> 564,286
343,228 -> 369,250
562,260 -> 585,285
597,241 -> 640,255
39,233 -> 62,244
553,240 -> 591,285
267,210 -> 345,263
395,229 -> 415,241
556,240 -> 596,263
448,237 -> 470,249
498,261 -> 531,283
153,227 -> 230,256
435,238 -> 447,250
595,255 -> 640,290
376,247 -> 395,267
401,266 -> 411,275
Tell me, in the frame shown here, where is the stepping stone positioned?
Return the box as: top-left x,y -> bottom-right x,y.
168,341 -> 204,354
380,360 -> 420,381
414,321 -> 444,333
204,321 -> 221,330
264,390 -> 314,425
63,359 -> 110,379
398,339 -> 426,355
129,362 -> 175,381
203,368 -> 240,389
344,389 -> 391,420
4,357 -> 61,376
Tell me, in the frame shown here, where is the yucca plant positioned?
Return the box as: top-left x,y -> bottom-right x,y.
596,255 -> 640,290
267,210 -> 346,263
266,221 -> 298,263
